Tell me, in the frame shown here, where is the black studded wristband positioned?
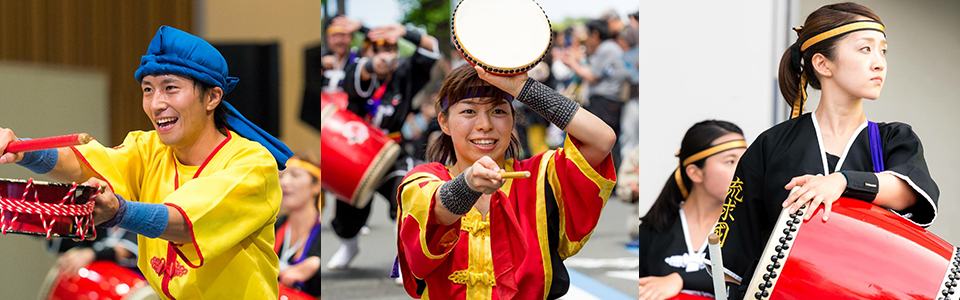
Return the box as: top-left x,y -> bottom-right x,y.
438,172 -> 482,216
516,77 -> 580,130
837,170 -> 879,203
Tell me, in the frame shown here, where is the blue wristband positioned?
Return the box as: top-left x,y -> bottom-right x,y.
117,198 -> 169,239
97,194 -> 128,228
14,138 -> 58,174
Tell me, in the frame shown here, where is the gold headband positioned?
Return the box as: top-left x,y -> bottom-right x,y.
675,140 -> 747,198
286,158 -> 322,180
791,20 -> 885,119
800,20 -> 885,51
327,25 -> 346,34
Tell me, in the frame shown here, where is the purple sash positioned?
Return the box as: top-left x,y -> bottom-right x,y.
868,121 -> 884,172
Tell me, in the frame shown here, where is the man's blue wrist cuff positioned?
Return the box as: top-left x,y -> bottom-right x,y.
118,199 -> 169,239
14,138 -> 58,174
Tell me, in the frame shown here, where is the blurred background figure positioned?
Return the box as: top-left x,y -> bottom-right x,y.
559,17 -> 631,170
639,120 -> 746,300
618,15 -> 640,171
323,16 -> 440,271
276,150 -> 323,297
618,144 -> 641,247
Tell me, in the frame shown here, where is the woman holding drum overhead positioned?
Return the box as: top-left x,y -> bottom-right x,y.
395,2 -> 616,298
639,120 -> 746,300
715,2 -> 938,298
396,63 -> 617,299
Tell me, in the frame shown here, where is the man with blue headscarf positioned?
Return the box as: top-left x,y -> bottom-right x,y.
0,25 -> 291,299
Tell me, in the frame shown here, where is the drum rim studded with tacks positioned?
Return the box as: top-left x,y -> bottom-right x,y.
452,0 -> 553,76
744,197 -> 957,300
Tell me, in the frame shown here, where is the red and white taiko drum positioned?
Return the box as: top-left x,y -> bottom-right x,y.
38,261 -> 158,300
321,91 -> 348,111
319,98 -> 400,209
745,197 -> 958,300
452,0 -> 552,76
279,285 -> 315,300
0,178 -> 98,240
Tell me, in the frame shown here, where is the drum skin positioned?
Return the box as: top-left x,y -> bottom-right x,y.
451,0 -> 552,76
750,198 -> 954,300
39,261 -> 157,300
0,179 -> 97,239
319,98 -> 400,208
279,285 -> 315,300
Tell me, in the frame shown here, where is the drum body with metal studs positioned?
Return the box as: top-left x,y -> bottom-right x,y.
452,0 -> 552,76
0,178 -> 98,239
319,99 -> 400,209
746,198 -> 957,300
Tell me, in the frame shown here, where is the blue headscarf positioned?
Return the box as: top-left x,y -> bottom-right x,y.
134,25 -> 292,170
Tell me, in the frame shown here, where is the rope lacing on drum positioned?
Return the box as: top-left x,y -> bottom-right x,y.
0,179 -> 97,239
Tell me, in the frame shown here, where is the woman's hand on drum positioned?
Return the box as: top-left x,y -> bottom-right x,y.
782,173 -> 847,221
83,177 -> 121,226
638,272 -> 683,300
475,66 -> 528,97
56,247 -> 95,277
0,127 -> 24,164
465,156 -> 505,195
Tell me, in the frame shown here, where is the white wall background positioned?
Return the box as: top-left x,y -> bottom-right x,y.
799,0 -> 960,243
0,62 -> 109,299
637,0 -> 782,215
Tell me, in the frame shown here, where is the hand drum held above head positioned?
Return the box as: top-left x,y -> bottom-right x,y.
453,0 -> 553,76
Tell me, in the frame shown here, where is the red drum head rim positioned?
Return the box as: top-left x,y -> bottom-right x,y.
36,260 -> 61,300
320,104 -> 338,129
452,0 -> 552,76
350,141 -> 400,208
319,104 -> 402,209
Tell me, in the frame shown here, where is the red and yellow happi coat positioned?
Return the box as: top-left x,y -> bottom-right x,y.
396,136 -> 617,300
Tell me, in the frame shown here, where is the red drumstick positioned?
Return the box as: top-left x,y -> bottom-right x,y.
4,133 -> 92,153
